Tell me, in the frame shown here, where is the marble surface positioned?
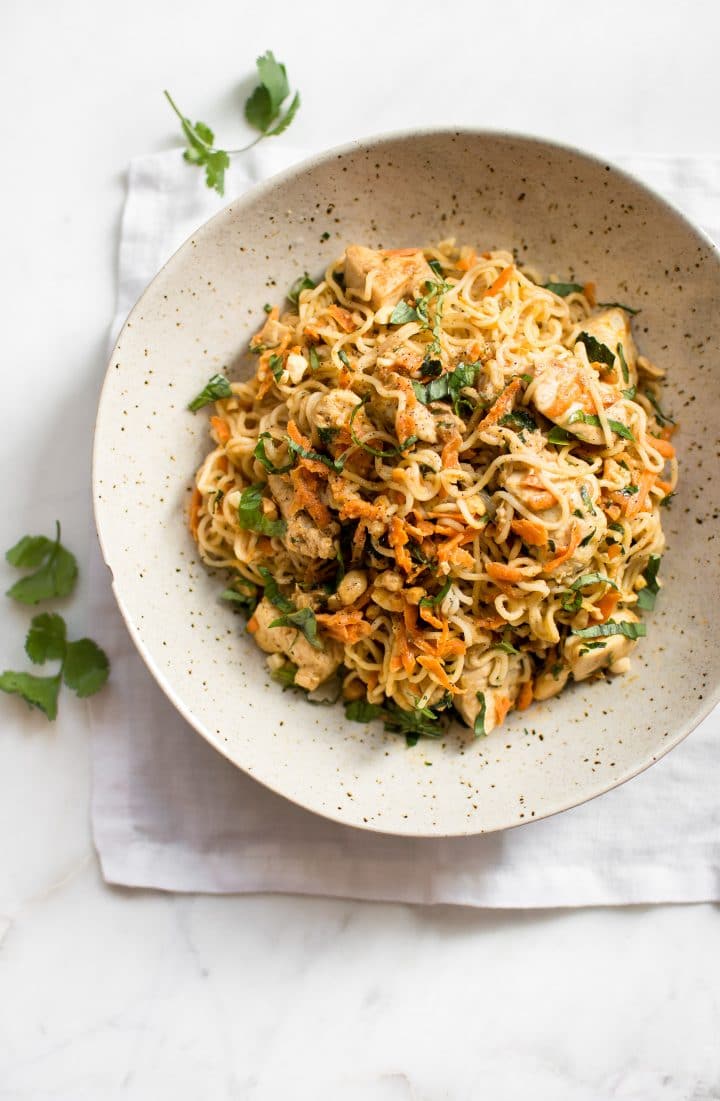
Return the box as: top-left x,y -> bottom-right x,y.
1,1 -> 719,1096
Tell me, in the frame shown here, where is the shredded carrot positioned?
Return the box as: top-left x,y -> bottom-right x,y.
510,517 -> 548,547
660,424 -> 677,441
656,479 -> 673,495
544,522 -> 581,572
315,609 -> 372,644
516,680 -> 533,711
475,612 -> 507,631
494,695 -> 512,725
597,591 -> 621,621
328,305 -> 356,333
456,249 -> 478,272
210,416 -> 231,444
417,655 -> 460,694
484,266 -> 514,298
583,281 -> 597,307
476,378 -> 522,432
650,437 -> 676,459
189,487 -> 202,538
604,502 -> 622,522
246,614 -> 259,634
403,600 -> 419,634
352,521 -> 367,561
441,431 -> 463,469
486,561 -> 525,584
626,469 -> 655,519
419,605 -> 444,630
389,516 -> 413,574
524,489 -> 556,511
290,466 -> 331,528
393,618 -> 416,675
607,543 -> 622,559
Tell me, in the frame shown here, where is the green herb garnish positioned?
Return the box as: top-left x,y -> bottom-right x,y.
164,52 -> 300,195
567,410 -> 635,441
636,554 -> 661,611
308,346 -> 320,371
237,485 -> 286,538
269,606 -> 322,650
419,577 -> 452,608
0,612 -> 109,721
599,301 -> 640,315
543,281 -> 584,297
473,692 -> 487,738
617,342 -> 629,384
348,399 -> 417,459
576,332 -> 616,370
253,433 -> 293,474
499,410 -> 537,433
571,620 -> 647,640
6,522 -> 78,605
286,436 -> 346,473
570,573 -> 619,591
643,389 -> 675,427
547,426 -> 572,445
188,373 -> 232,411
288,272 -> 317,305
388,301 -> 419,325
580,485 -> 596,515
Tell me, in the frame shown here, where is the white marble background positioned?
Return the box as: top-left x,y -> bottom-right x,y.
1,1 -> 719,1097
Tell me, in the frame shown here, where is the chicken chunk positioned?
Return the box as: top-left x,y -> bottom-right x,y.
344,245 -> 433,321
250,597 -> 342,690
562,610 -> 639,681
254,314 -> 291,349
530,355 -> 629,445
267,474 -> 339,559
376,333 -> 424,374
312,390 -> 362,435
572,309 -> 637,388
454,655 -> 525,734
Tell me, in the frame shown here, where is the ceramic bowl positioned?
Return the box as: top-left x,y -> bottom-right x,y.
93,130 -> 720,836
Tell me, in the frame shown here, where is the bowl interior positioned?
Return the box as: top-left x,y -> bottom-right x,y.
94,131 -> 720,836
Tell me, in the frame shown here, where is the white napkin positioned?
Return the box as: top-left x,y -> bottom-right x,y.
89,146 -> 720,906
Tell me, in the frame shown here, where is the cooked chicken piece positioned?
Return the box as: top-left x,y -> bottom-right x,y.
344,245 -> 433,321
255,315 -> 291,349
283,352 -> 308,385
312,390 -> 362,434
250,597 -> 342,690
268,474 -> 339,559
529,355 -> 629,445
400,400 -> 437,444
562,609 -> 639,681
533,664 -> 570,700
454,655 -> 525,734
572,308 -> 638,387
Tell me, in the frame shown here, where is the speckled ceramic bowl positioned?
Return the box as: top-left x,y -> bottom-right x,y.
93,130 -> 720,836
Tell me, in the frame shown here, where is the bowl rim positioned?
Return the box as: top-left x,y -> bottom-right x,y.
93,126 -> 720,837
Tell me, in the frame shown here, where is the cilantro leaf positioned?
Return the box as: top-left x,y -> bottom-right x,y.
5,522 -> 78,605
164,51 -> 300,195
269,606 -> 323,650
188,373 -> 232,411
576,332 -> 616,370
0,671 -> 62,720
419,577 -> 452,608
253,433 -> 293,474
543,282 -> 584,296
62,639 -> 110,698
25,613 -> 67,664
238,485 -> 287,538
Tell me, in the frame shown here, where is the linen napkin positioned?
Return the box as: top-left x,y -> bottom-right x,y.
89,146 -> 720,906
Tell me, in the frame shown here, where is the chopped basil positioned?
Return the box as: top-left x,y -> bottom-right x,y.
317,426 -> 339,447
413,361 -> 480,418
269,606 -> 322,649
269,353 -> 284,381
561,589 -> 583,613
547,426 -> 572,445
287,436 -> 345,473
421,357 -> 443,379
568,410 -> 635,441
338,349 -> 351,368
212,489 -> 225,512
188,373 -> 232,411
608,521 -> 625,533
617,342 -> 629,384
389,300 -> 419,325
622,386 -> 637,400
579,641 -> 607,653
238,485 -> 287,538
493,634 -> 520,654
636,554 -> 661,611
253,434 -> 293,474
580,485 -> 596,515
220,583 -> 258,615
551,661 -> 564,679
271,662 -> 298,688
599,300 -> 640,315
258,566 -> 294,613
428,258 -> 444,277
499,410 -> 537,433
473,692 -> 487,738
571,619 -> 647,640
308,346 -> 320,371
288,272 -> 316,305
576,332 -> 616,370
643,389 -> 675,427
419,577 -> 451,608
345,698 -> 383,723
660,492 -> 674,508
579,528 -> 595,548
570,573 -> 619,591
543,281 -> 584,296
621,484 -> 639,496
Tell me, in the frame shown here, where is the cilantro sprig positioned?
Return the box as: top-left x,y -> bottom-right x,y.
6,522 -> 78,605
0,611 -> 109,720
165,51 -> 300,195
